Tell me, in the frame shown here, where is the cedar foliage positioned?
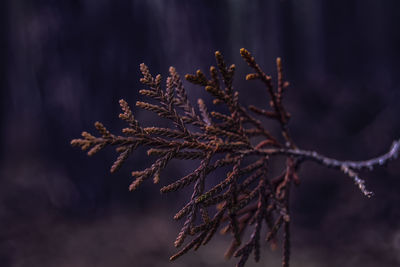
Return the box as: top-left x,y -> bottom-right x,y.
71,48 -> 399,267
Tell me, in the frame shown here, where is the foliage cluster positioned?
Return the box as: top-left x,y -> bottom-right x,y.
72,49 -> 399,267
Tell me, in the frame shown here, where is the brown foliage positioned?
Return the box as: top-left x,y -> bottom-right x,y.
71,48 -> 399,267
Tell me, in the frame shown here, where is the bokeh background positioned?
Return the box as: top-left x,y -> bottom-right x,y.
1,1 -> 400,266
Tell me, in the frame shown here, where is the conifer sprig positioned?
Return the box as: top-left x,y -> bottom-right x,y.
71,48 -> 399,267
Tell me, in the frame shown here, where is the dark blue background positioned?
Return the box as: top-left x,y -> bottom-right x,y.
1,1 -> 400,266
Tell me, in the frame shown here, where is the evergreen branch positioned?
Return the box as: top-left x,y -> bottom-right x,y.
71,48 -> 399,267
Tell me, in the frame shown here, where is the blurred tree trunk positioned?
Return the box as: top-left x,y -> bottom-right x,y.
0,0 -> 8,155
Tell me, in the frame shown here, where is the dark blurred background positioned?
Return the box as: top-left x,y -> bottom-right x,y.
1,1 -> 400,266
